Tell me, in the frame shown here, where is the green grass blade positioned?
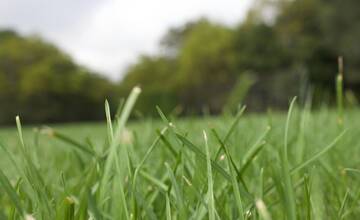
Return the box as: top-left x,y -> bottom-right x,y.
337,56 -> 344,126
0,169 -> 24,217
280,97 -> 297,220
0,141 -> 22,175
176,133 -> 230,180
203,131 -> 216,220
239,126 -> 270,176
165,162 -> 187,219
338,189 -> 350,219
255,199 -> 272,220
214,106 -> 246,160
105,99 -> 114,144
223,106 -> 247,143
133,127 -> 167,189
291,130 -> 346,174
219,132 -> 245,220
42,127 -> 96,157
175,133 -> 254,201
166,193 -> 171,220
344,168 -> 360,175
211,129 -> 251,194
100,86 -> 141,203
16,116 -> 54,219
303,174 -> 311,220
87,190 -> 102,220
139,170 -> 168,191
64,197 -> 75,220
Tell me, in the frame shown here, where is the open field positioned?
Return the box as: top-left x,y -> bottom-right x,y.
1,101 -> 360,219
1,0 -> 359,219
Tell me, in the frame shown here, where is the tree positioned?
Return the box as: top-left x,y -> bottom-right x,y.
174,19 -> 237,113
0,30 -> 115,123
274,0 -> 360,103
119,55 -> 178,115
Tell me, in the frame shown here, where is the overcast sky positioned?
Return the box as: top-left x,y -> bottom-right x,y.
0,0 -> 253,80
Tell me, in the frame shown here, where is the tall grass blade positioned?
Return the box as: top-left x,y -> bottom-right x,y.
256,199 -> 272,220
214,106 -> 246,159
203,131 -> 216,220
338,189 -> 350,219
165,162 -> 187,219
166,193 -> 171,220
133,127 -> 167,188
337,56 -> 344,126
291,130 -> 346,174
0,169 -> 24,217
88,190 -> 102,220
176,133 -> 254,201
280,97 -> 297,220
105,99 -> 114,144
239,126 -> 270,176
219,132 -> 245,220
42,128 -> 96,157
100,86 -> 141,203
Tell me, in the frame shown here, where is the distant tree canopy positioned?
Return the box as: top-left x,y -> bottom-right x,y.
1,0 -> 360,123
0,30 -> 116,124
120,0 -> 360,115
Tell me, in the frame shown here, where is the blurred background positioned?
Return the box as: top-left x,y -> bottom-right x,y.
0,0 -> 359,124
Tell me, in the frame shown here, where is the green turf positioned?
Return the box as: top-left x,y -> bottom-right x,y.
1,101 -> 360,219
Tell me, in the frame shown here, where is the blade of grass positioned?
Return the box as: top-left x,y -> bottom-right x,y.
64,197 -> 75,220
0,141 -> 22,175
338,189 -> 350,219
211,129 -> 251,194
219,132 -> 245,220
176,134 -> 231,180
100,86 -> 141,206
239,126 -> 270,176
203,131 -> 216,220
214,106 -> 246,160
166,193 -> 171,220
133,127 -> 168,189
336,56 -> 344,127
280,97 -> 297,220
303,174 -> 311,220
291,130 -> 346,174
16,116 -> 53,219
0,169 -> 24,217
139,170 -> 168,191
9,177 -> 23,220
165,162 -> 187,219
255,199 -> 272,220
343,168 -> 360,175
87,190 -> 102,220
41,127 -> 96,157
175,133 -> 254,201
105,99 -> 114,144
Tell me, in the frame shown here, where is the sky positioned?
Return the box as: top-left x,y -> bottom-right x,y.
0,0 -> 253,80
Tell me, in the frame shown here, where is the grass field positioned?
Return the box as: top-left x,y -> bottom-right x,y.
1,89 -> 360,219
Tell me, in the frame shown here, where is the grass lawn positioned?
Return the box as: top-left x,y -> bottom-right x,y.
1,101 -> 360,219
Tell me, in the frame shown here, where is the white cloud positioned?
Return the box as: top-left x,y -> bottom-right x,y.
0,0 -> 253,80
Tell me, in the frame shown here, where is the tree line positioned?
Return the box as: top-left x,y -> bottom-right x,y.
1,0 -> 360,123
0,30 -> 116,124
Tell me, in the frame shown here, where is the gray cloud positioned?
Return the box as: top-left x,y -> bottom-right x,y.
0,0 -> 252,79
0,0 -> 105,33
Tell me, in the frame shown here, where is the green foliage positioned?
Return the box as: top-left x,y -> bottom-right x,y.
2,0 -> 360,121
119,56 -> 178,115
175,19 -> 237,113
0,30 -> 116,124
118,0 -> 360,115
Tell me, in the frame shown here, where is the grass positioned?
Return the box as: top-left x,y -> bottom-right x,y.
1,89 -> 360,219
